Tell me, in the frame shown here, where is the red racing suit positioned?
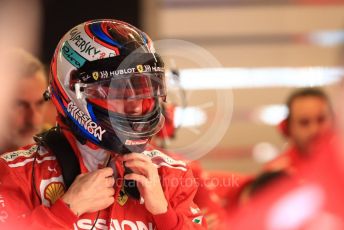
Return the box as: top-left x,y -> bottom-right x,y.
0,129 -> 206,230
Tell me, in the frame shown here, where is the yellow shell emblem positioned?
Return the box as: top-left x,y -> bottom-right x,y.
92,71 -> 99,80
44,182 -> 65,205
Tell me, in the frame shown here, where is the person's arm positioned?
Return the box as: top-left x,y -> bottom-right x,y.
0,160 -> 77,229
0,160 -> 115,229
153,168 -> 207,230
122,153 -> 207,230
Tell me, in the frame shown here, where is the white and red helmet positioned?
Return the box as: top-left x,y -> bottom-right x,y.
49,19 -> 166,153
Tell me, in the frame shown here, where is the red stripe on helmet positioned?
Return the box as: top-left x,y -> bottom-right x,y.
51,94 -> 66,116
50,46 -> 69,101
84,23 -> 120,55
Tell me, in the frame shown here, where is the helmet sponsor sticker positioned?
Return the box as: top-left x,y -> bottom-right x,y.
61,41 -> 87,68
92,71 -> 99,80
69,27 -> 116,60
125,139 -> 148,146
67,101 -> 106,141
69,28 -> 101,56
80,65 -> 164,81
136,65 -> 144,73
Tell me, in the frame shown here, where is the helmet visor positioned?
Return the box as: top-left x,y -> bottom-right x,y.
78,72 -> 166,100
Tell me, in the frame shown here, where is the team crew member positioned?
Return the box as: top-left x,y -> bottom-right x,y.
265,88 -> 335,172
226,90 -> 343,229
0,19 -> 206,230
0,48 -> 48,153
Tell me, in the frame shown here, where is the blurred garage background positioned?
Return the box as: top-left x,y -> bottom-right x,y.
2,0 -> 344,174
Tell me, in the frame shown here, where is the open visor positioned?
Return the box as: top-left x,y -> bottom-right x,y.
75,73 -> 166,100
